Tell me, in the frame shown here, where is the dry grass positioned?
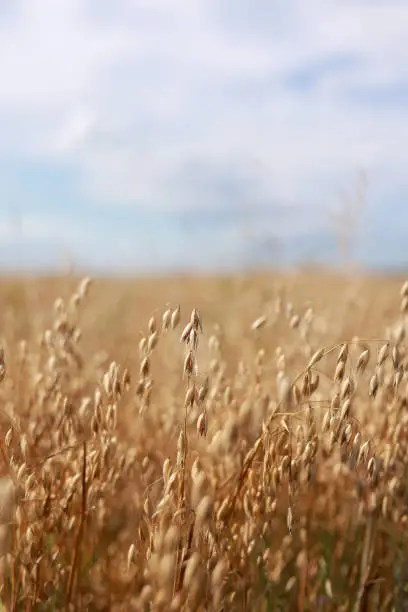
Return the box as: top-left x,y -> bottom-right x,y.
0,270 -> 407,611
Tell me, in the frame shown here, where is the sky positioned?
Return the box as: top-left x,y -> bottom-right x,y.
0,0 -> 408,273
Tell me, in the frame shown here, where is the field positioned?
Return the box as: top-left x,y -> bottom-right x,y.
0,271 -> 407,611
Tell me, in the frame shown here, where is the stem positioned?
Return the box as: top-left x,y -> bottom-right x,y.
174,376 -> 191,596
353,513 -> 375,612
65,441 -> 87,611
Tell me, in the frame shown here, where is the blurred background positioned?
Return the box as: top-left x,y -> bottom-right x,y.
0,0 -> 407,275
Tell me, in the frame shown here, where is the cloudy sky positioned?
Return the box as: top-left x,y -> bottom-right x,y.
0,0 -> 407,272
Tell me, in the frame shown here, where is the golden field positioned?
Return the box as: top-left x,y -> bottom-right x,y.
0,271 -> 407,611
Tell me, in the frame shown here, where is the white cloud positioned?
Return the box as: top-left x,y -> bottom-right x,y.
0,0 -> 407,220
0,212 -> 84,243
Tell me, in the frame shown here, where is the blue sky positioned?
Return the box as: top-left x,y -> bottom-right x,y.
0,0 -> 408,272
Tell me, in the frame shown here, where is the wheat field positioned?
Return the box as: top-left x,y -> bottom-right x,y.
0,271 -> 407,611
